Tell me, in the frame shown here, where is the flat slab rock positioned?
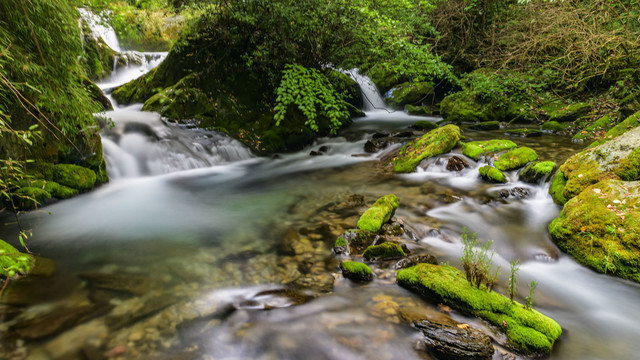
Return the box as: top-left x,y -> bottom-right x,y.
414,319 -> 494,360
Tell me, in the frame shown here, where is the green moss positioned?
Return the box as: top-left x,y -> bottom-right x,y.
440,92 -> 488,123
505,128 -> 542,137
619,92 -> 640,117
479,166 -> 507,183
590,111 -> 640,147
462,139 -> 517,161
549,171 -> 568,204
494,147 -> 538,171
143,77 -> 215,121
12,187 -> 52,210
335,237 -> 347,247
409,120 -> 438,131
405,105 -> 431,116
470,121 -> 500,130
572,114 -> 614,142
385,81 -> 434,109
367,63 -> 409,93
549,102 -> 592,122
0,240 -> 34,278
363,242 -> 406,260
397,264 -> 562,355
519,161 -> 556,183
53,164 -> 97,190
17,179 -> 79,199
393,124 -> 461,173
549,180 -> 640,283
340,261 -> 373,282
541,120 -> 568,133
357,194 -> 400,232
615,148 -> 640,181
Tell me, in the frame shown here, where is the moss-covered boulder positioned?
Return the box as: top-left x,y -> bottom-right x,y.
572,114 -> 615,142
479,166 -> 507,183
440,92 -> 488,123
340,261 -> 373,282
589,111 -> 640,148
143,75 -> 215,121
53,164 -> 97,190
393,124 -> 461,173
540,120 -> 568,133
363,242 -> 406,260
505,128 -> 542,137
357,194 -> 400,232
550,125 -> 640,204
494,147 -> 538,171
397,264 -> 562,355
462,139 -> 517,161
82,77 -> 113,111
0,240 -> 34,278
519,161 -> 556,183
549,102 -> 592,122
12,187 -> 52,210
549,180 -> 640,283
405,105 -> 431,116
367,63 -> 409,93
470,121 -> 500,131
385,81 -> 433,109
79,22 -> 117,81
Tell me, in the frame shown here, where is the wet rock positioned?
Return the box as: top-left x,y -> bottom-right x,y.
333,236 -> 348,254
2,273 -> 82,306
446,156 -> 470,172
494,147 -> 538,171
363,242 -> 406,261
79,272 -> 160,295
393,125 -> 461,173
519,161 -> 556,183
364,139 -> 389,153
357,194 -> 399,232
393,255 -> 438,270
380,221 -> 404,236
499,187 -> 531,199
392,131 -> 414,138
470,121 -> 500,131
479,166 -> 507,184
280,227 -> 301,255
340,261 -> 373,282
12,304 -> 110,339
462,139 -> 517,161
372,132 -> 389,139
414,319 -> 494,360
106,292 -> 180,330
327,194 -> 364,216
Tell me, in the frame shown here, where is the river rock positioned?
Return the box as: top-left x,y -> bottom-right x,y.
462,139 -> 517,161
357,194 -> 400,232
364,138 -> 389,153
500,187 -> 531,199
393,254 -> 438,270
78,272 -> 160,295
470,121 -> 500,131
393,124 -> 461,173
340,261 -> 373,282
550,124 -> 640,204
11,304 -> 110,339
519,161 -> 556,183
446,156 -> 470,172
494,147 -> 538,171
414,318 -> 494,360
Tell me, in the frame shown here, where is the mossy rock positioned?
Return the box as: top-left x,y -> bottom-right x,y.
385,81 -> 434,109
540,121 -> 568,133
79,26 -> 117,81
0,240 -> 34,278
393,124 -> 461,173
405,104 -> 431,116
549,180 -> 640,283
409,121 -> 438,132
462,139 -> 517,161
17,179 -> 79,199
143,78 -> 215,121
82,76 -> 113,111
479,166 -> 507,183
551,125 -> 640,204
572,114 -> 615,142
505,128 -> 542,138
589,111 -> 640,148
519,161 -> 556,183
397,264 -> 562,355
619,92 -> 640,118
357,194 -> 400,232
334,236 -> 348,254
340,261 -> 373,282
367,63 -> 410,93
440,92 -> 488,123
549,102 -> 592,122
470,121 -> 500,131
363,242 -> 406,261
494,147 -> 538,171
53,164 -> 97,190
12,187 -> 52,210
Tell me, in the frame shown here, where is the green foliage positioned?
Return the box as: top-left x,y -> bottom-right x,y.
274,64 -> 349,134
508,259 -> 520,302
460,228 -> 497,289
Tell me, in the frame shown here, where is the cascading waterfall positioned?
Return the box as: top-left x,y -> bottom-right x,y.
77,8 -> 121,52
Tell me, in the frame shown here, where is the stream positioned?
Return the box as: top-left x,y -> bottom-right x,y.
1,16 -> 640,360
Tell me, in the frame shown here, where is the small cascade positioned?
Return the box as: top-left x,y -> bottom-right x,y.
77,8 -> 121,52
100,52 -> 167,91
346,69 -> 389,112
101,106 -> 253,179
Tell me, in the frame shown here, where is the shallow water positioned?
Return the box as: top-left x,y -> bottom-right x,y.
2,57 -> 640,360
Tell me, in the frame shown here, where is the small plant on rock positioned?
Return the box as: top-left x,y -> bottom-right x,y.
460,228 -> 496,289
526,280 -> 538,310
508,258 -> 520,302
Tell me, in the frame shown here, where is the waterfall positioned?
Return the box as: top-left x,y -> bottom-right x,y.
77,8 -> 121,52
345,69 -> 389,112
